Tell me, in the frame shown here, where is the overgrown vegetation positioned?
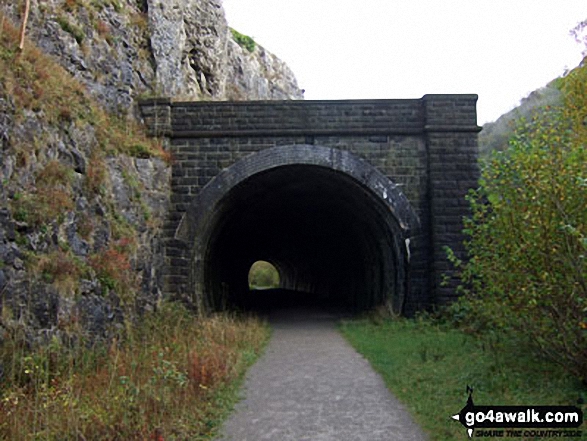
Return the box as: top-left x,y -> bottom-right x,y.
1,12 -> 170,303
340,317 -> 586,441
0,14 -> 166,160
446,59 -> 587,383
478,81 -> 561,156
11,160 -> 74,227
0,302 -> 270,440
230,28 -> 256,53
34,248 -> 86,293
56,14 -> 85,45
88,237 -> 138,302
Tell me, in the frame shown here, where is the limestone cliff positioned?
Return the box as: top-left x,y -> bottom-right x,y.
0,0 -> 302,346
152,0 -> 302,100
148,0 -> 302,100
1,0 -> 302,113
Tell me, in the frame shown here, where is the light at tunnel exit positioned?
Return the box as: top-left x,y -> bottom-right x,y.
248,261 -> 280,290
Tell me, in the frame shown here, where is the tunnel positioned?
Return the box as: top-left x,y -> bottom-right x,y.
176,145 -> 419,314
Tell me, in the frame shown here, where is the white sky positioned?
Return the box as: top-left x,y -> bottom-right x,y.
222,1 -> 586,125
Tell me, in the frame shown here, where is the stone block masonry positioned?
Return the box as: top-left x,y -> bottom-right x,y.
140,95 -> 480,313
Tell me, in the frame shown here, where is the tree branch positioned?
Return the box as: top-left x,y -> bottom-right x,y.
18,0 -> 30,51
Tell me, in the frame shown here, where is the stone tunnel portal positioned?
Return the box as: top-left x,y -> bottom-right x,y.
177,146 -> 419,314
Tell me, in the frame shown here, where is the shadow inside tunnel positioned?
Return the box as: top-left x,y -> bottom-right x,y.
235,288 -> 355,323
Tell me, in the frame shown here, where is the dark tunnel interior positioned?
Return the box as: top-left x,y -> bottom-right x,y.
201,164 -> 407,313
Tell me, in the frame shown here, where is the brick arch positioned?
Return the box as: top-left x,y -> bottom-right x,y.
176,144 -> 420,241
175,145 -> 420,313
140,95 -> 481,312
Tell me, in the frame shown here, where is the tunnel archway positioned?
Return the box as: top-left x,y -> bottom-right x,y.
176,145 -> 420,314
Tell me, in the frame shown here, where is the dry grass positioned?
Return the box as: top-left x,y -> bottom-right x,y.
11,160 -> 75,227
0,303 -> 270,440
0,12 -> 167,161
88,237 -> 137,303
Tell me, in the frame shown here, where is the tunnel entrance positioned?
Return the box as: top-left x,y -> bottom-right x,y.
176,145 -> 419,314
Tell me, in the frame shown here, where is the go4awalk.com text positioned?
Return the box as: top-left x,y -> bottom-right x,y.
451,388 -> 583,438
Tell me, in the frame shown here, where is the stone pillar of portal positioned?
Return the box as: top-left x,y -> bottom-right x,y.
422,94 -> 481,304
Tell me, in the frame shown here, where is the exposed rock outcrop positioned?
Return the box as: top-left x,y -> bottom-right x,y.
1,0 -> 156,114
226,40 -> 303,100
147,0 -> 302,100
1,0 -> 302,113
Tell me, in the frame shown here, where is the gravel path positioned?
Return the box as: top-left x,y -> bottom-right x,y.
215,308 -> 428,441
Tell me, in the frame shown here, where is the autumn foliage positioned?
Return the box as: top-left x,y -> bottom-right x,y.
0,303 -> 269,439
448,62 -> 587,382
88,238 -> 137,300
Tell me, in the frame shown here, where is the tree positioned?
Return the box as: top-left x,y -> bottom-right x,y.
448,62 -> 587,382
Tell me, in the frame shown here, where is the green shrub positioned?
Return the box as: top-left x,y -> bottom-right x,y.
230,28 -> 256,53
448,63 -> 587,382
56,15 -> 85,45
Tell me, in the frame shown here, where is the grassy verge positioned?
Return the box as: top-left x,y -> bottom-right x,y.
0,302 -> 270,440
339,317 -> 586,441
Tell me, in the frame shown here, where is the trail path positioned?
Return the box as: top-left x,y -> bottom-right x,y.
215,308 -> 428,441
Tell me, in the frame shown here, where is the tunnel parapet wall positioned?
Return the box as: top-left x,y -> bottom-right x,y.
140,96 -> 481,312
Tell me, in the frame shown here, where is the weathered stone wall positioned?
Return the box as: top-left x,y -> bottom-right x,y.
140,95 -> 480,310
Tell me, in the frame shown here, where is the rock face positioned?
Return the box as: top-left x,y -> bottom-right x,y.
0,0 -> 302,347
0,88 -> 170,343
147,0 -> 303,100
226,39 -> 303,100
1,0 -> 156,114
1,0 -> 302,113
148,0 -> 229,99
